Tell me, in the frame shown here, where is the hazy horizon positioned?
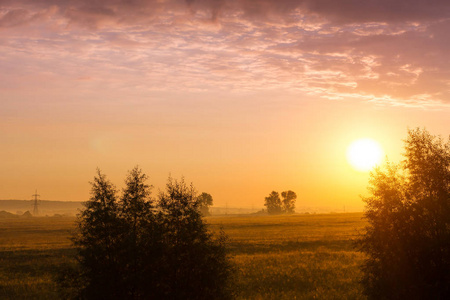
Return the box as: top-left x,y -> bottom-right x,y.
1,0 -> 449,210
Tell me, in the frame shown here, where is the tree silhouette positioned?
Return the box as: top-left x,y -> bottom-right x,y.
118,167 -> 157,298
358,128 -> 450,299
264,191 -> 282,215
61,169 -> 233,299
158,177 -> 232,299
281,190 -> 296,214
197,192 -> 214,216
264,190 -> 297,215
67,169 -> 127,299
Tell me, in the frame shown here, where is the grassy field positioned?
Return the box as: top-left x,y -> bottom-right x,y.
0,213 -> 366,299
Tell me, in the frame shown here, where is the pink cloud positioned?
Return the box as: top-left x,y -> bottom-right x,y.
0,0 -> 449,107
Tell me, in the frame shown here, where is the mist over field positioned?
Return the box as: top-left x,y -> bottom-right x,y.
1,0 -> 449,298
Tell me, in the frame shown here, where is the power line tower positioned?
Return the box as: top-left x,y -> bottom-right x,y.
32,190 -> 40,216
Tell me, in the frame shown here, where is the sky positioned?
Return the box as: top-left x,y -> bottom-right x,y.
1,0 -> 449,211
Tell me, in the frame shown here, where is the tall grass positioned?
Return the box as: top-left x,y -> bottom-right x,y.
207,213 -> 366,299
0,213 -> 366,299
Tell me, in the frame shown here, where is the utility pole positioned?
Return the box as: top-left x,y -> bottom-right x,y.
32,190 -> 40,216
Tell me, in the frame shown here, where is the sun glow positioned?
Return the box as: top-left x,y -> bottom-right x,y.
347,138 -> 384,172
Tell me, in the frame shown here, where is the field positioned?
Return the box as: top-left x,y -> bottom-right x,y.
0,213 -> 367,299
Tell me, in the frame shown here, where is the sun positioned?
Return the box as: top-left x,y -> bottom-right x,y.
347,138 -> 384,172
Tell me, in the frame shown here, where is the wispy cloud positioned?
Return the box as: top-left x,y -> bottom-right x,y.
1,0 -> 449,107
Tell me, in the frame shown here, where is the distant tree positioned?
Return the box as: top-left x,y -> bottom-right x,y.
197,192 -> 214,216
358,128 -> 450,299
264,191 -> 282,215
59,169 -> 233,299
281,190 -> 296,214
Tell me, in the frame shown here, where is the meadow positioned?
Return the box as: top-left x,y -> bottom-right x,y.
0,213 -> 367,299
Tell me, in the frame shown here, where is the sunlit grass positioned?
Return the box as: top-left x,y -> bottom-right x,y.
0,213 -> 366,299
207,213 -> 366,299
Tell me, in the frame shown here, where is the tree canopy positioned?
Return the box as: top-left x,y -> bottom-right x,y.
197,192 -> 214,216
264,191 -> 282,215
60,168 -> 233,299
281,190 -> 296,214
264,190 -> 297,215
358,128 -> 450,299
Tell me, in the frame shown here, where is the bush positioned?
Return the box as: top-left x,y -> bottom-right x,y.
61,168 -> 233,299
358,128 -> 450,299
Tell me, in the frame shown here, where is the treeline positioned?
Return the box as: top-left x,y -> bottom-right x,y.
59,168 -> 232,299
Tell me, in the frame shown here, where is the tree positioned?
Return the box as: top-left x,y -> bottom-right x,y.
158,177 -> 233,299
197,192 -> 214,216
60,169 -> 233,299
118,167 -> 156,299
281,190 -> 296,214
264,190 -> 297,215
264,191 -> 282,215
358,128 -> 450,299
65,169 -> 128,299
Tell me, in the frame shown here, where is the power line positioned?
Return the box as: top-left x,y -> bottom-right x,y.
32,190 -> 40,216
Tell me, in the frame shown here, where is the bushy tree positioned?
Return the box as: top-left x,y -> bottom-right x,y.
358,128 -> 450,299
281,190 -> 296,214
264,191 -> 282,215
197,192 -> 214,216
61,168 -> 233,299
264,190 -> 297,215
158,178 -> 232,299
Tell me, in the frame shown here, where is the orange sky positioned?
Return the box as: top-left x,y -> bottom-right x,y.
1,1 -> 449,211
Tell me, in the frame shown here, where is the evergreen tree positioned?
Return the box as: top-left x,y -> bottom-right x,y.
70,170 -> 127,299
119,167 -> 155,298
60,170 -> 233,300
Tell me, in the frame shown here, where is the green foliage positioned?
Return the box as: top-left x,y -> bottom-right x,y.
62,168 -> 232,299
359,128 -> 450,299
197,192 -> 214,216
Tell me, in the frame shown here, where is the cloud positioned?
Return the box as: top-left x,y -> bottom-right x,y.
3,0 -> 448,27
188,0 -> 450,24
0,0 -> 449,107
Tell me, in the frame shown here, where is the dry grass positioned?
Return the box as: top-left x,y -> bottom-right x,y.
0,213 -> 366,299
207,213 -> 366,299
